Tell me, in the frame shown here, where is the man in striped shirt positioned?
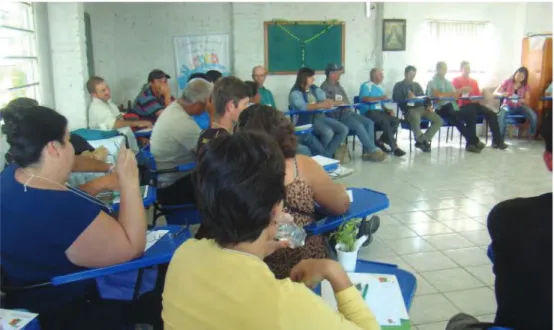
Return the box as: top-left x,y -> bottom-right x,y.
133,69 -> 175,122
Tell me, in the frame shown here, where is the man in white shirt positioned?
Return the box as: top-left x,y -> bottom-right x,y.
87,76 -> 152,152
150,78 -> 213,205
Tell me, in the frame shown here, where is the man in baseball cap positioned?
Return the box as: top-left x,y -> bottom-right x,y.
132,69 -> 175,122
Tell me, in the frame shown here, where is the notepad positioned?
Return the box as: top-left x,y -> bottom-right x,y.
145,229 -> 169,252
0,309 -> 38,330
321,273 -> 409,327
295,124 -> 313,131
312,155 -> 339,167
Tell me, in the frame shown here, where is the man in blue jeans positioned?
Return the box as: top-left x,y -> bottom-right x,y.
320,64 -> 387,162
289,67 -> 348,160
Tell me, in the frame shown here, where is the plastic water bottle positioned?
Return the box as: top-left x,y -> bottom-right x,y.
275,213 -> 306,248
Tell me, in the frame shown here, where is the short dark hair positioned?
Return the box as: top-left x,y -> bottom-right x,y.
512,67 -> 529,86
460,61 -> 470,70
237,104 -> 297,158
1,105 -> 68,167
86,76 -> 105,94
244,81 -> 258,98
194,131 -> 286,246
212,76 -> 250,118
293,67 -> 316,91
404,65 -> 417,75
188,72 -> 210,82
7,97 -> 39,108
206,70 -> 223,83
541,111 -> 552,153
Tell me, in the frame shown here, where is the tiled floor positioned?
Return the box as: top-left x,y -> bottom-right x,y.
340,130 -> 552,329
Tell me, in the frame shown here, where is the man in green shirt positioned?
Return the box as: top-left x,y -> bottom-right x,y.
252,66 -> 277,108
426,61 -> 482,153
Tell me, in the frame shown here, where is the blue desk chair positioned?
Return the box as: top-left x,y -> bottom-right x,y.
496,97 -> 529,139
138,146 -> 200,231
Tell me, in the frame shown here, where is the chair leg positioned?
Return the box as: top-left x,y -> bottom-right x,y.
485,120 -> 489,144
438,127 -> 441,147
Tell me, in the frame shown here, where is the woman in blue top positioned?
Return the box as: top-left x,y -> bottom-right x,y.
289,67 -> 348,159
0,105 -> 161,329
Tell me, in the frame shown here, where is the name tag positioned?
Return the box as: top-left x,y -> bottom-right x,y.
462,92 -> 469,98
407,102 -> 415,107
511,94 -> 518,99
335,94 -> 343,102
374,103 -> 382,110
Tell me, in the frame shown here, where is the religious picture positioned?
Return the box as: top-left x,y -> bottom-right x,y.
383,19 -> 406,51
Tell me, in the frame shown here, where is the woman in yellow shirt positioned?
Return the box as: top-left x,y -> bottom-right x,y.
162,131 -> 379,330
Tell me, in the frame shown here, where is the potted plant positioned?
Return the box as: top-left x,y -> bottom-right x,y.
330,218 -> 368,272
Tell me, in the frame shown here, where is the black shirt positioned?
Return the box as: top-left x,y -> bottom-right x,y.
195,128 -> 230,157
488,192 -> 552,330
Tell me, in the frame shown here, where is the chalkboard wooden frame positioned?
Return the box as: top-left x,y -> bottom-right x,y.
264,20 -> 345,75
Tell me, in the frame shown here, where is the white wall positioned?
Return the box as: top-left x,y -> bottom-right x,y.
34,3 -> 55,109
381,2 -> 537,95
524,2 -> 553,35
84,2 -> 232,104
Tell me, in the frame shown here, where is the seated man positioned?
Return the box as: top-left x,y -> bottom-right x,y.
252,65 -> 276,108
133,69 -> 175,122
150,78 -> 213,205
392,65 -> 443,152
446,115 -> 552,330
452,61 -> 507,150
427,61 -> 482,153
320,64 -> 387,162
87,76 -> 152,153
358,68 -> 404,156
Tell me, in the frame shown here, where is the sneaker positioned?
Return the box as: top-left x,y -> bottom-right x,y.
362,150 -> 387,162
358,215 -> 381,247
492,142 -> 508,150
393,148 -> 406,157
466,144 -> 481,153
334,144 -> 351,164
415,141 -> 431,152
377,142 -> 391,153
476,141 -> 486,149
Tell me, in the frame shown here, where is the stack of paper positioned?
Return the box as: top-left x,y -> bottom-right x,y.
321,273 -> 409,327
145,229 -> 169,251
311,155 -> 339,167
0,309 -> 38,330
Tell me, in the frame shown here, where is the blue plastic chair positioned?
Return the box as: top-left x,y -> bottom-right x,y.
138,146 -> 200,231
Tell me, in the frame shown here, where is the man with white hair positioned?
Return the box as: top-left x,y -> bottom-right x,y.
252,65 -> 276,108
151,78 -> 214,205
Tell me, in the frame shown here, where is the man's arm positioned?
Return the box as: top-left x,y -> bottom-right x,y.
113,119 -> 152,129
73,155 -> 111,173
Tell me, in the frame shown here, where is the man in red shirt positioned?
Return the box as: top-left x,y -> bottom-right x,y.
453,61 -> 507,149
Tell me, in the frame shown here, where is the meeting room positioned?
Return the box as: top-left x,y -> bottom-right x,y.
0,1 -> 552,330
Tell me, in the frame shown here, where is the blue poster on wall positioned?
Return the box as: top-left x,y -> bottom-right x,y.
174,34 -> 231,92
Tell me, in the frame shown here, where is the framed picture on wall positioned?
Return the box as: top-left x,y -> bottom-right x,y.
383,19 -> 406,51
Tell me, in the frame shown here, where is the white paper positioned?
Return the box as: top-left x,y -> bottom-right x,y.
346,189 -> 353,202
135,128 -> 152,134
462,92 -> 469,97
374,103 -> 382,110
407,102 -> 415,107
145,229 -> 169,251
311,155 -> 339,167
295,124 -> 313,131
529,35 -> 547,51
335,94 -> 343,101
321,273 -> 409,326
0,309 -> 38,330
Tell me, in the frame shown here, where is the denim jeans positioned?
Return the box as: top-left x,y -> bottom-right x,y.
498,104 -> 538,137
339,111 -> 377,153
313,116 -> 348,158
296,134 -> 324,156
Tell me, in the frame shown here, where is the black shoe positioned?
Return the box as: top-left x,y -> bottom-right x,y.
358,215 -> 381,247
377,142 -> 391,153
424,142 -> 432,152
466,144 -> 481,153
476,140 -> 486,149
393,148 -> 406,157
492,142 -> 508,150
415,141 -> 431,152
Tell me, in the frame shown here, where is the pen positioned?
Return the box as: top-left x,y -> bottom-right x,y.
362,283 -> 368,300
174,226 -> 187,238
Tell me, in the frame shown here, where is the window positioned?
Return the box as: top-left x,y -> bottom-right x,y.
0,2 -> 40,108
422,20 -> 493,86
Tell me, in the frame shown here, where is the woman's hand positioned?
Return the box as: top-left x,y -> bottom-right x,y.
291,259 -> 352,292
115,145 -> 139,188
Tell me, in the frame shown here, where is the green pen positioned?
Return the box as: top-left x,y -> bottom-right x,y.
362,283 -> 368,300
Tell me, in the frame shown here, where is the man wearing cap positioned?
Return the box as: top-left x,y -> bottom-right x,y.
320,64 -> 387,162
133,69 -> 175,122
252,65 -> 276,108
359,68 -> 405,156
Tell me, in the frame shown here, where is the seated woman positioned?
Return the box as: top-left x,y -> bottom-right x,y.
0,105 -> 161,330
289,67 -> 348,159
236,105 -> 378,279
162,131 -> 379,330
493,66 -> 538,138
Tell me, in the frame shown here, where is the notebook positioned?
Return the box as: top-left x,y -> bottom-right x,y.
321,273 -> 410,329
0,309 -> 38,330
145,230 -> 169,252
97,186 -> 149,205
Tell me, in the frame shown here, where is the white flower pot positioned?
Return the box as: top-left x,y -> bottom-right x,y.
335,235 -> 368,272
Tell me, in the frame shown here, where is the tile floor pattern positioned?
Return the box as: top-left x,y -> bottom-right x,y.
341,131 -> 552,329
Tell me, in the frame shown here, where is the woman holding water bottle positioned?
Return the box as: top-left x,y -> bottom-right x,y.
162,131 -> 379,330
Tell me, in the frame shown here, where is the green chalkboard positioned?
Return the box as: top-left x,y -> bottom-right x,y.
264,20 -> 345,75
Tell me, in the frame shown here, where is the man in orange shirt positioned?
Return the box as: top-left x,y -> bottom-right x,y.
452,61 -> 507,149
